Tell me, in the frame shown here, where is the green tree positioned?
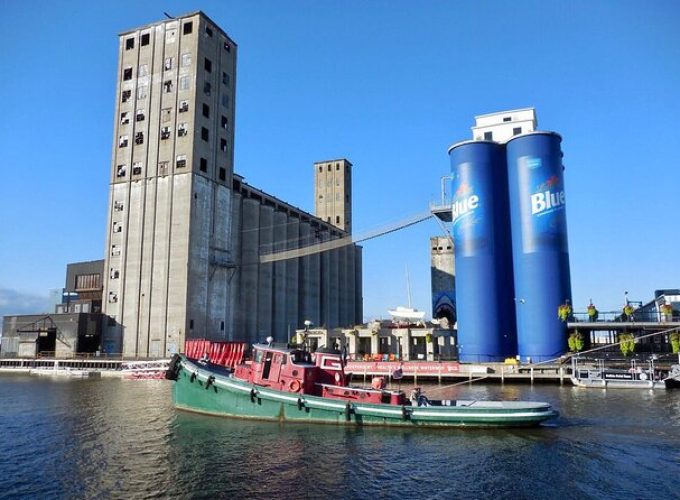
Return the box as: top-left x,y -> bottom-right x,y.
568,330 -> 584,352
619,333 -> 636,357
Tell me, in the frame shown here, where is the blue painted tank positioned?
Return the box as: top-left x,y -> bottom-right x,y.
447,141 -> 516,362
506,132 -> 572,362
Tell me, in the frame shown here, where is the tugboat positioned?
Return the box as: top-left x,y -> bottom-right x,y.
166,340 -> 558,427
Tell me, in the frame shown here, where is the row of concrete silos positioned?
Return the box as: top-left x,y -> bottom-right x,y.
229,191 -> 362,344
448,132 -> 572,362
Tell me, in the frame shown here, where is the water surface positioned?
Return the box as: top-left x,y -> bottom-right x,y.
1,375 -> 678,499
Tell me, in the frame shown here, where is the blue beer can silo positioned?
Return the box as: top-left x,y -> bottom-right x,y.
447,140 -> 516,362
506,132 -> 572,362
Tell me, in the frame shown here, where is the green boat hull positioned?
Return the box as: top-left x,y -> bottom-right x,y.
172,356 -> 557,428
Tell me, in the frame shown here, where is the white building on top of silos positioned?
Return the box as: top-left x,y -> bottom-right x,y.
471,108 -> 537,143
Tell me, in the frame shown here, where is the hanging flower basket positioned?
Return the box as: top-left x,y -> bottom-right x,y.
619,332 -> 635,357
623,305 -> 634,319
558,303 -> 572,322
425,333 -> 432,343
660,303 -> 673,320
568,330 -> 584,352
587,304 -> 599,321
670,332 -> 680,354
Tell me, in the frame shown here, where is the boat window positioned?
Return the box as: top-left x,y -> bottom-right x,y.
291,351 -> 311,364
322,357 -> 342,370
280,355 -> 287,365
254,350 -> 263,364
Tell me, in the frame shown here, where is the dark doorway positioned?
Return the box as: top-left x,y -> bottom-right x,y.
37,328 -> 57,356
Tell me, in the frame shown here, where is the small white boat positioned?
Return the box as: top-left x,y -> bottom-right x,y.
570,358 -> 676,390
388,306 -> 426,322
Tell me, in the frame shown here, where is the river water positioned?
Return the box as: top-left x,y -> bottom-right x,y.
0,374 -> 678,499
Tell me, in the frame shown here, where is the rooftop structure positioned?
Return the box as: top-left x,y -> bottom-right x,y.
471,108 -> 537,143
314,159 -> 353,234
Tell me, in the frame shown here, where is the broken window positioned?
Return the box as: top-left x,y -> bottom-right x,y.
113,221 -> 122,233
136,109 -> 145,121
200,158 -> 207,172
205,26 -> 213,37
164,57 -> 173,71
176,155 -> 187,168
111,245 -> 121,256
108,292 -> 118,303
201,127 -> 209,141
118,136 -> 128,148
135,132 -> 144,145
179,100 -> 189,112
120,112 -> 130,125
116,164 -> 127,176
125,38 -> 134,50
221,116 -> 228,129
110,268 -> 120,279
123,67 -> 133,81
222,72 -> 230,86
132,162 -> 143,175
219,167 -> 226,181
114,201 -> 124,212
141,33 -> 150,46
161,126 -> 171,140
164,80 -> 173,93
178,123 -> 188,137
202,103 -> 210,118
204,58 -> 212,73
224,42 -> 231,52
121,90 -> 131,103
183,22 -> 193,35
220,138 -> 227,152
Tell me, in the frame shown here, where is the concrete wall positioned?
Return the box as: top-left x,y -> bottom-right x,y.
103,12 -> 237,357
101,14 -> 362,356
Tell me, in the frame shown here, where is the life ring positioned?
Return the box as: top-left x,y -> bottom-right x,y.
289,380 -> 302,392
640,372 -> 648,381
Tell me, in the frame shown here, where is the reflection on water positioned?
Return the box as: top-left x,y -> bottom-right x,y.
1,374 -> 679,499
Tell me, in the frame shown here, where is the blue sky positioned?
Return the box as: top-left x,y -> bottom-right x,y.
1,0 -> 679,326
